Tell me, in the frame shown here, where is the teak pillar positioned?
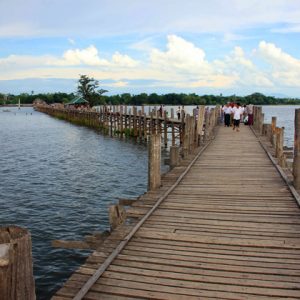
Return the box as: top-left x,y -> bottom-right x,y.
148,134 -> 161,190
0,226 -> 36,300
293,109 -> 300,189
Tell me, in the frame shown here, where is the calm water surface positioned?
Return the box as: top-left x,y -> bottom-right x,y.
0,105 -> 298,299
0,107 -> 148,299
262,105 -> 300,147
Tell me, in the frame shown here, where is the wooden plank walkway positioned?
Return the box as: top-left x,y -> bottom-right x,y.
54,125 -> 300,299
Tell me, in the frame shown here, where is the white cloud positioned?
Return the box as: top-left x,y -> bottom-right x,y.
112,52 -> 139,68
1,36 -> 300,92
215,45 -> 274,88
52,45 -> 109,66
256,41 -> 300,86
257,41 -> 300,68
150,35 -> 211,75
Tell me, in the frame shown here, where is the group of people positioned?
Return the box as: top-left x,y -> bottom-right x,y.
222,103 -> 253,132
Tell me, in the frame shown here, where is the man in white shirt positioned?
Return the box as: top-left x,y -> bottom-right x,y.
223,103 -> 232,127
232,103 -> 244,132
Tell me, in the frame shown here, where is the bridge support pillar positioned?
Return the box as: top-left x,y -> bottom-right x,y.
148,134 -> 161,190
0,226 -> 36,300
293,109 -> 300,189
170,146 -> 180,169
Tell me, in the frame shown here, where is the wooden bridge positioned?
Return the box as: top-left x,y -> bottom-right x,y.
53,122 -> 300,299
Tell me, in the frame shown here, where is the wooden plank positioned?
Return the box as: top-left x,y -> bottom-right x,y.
124,244 -> 300,264
135,229 -> 300,249
71,139 -> 214,300
95,277 -> 300,299
102,268 -> 300,297
113,257 -> 300,283
129,237 -> 300,257
120,248 -> 300,271
54,125 -> 300,300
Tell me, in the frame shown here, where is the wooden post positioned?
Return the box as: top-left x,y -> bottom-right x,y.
294,109 -> 300,189
171,122 -> 175,146
109,205 -> 126,230
209,108 -> 216,138
170,146 -> 179,169
164,111 -> 168,148
275,127 -> 284,164
128,108 -> 132,135
182,114 -> 190,157
109,109 -> 113,136
255,106 -> 262,132
171,108 -> 174,119
150,112 -> 154,134
120,105 -> 124,137
143,113 -> 148,141
133,106 -> 137,137
275,127 -> 280,157
197,105 -> 205,146
277,127 -> 284,167
0,226 -> 36,300
271,116 -> 277,145
260,113 -> 264,135
148,134 -> 161,190
204,109 -> 210,141
138,110 -> 142,140
124,106 -> 128,133
215,105 -> 220,125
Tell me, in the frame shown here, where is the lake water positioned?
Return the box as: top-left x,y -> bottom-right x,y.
0,105 -> 298,299
262,105 -> 300,148
0,107 -> 148,299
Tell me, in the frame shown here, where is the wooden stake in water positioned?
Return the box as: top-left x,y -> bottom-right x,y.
293,109 -> 300,189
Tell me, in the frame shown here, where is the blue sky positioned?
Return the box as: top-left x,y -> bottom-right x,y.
0,0 -> 300,97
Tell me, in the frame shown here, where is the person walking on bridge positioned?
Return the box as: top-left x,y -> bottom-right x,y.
232,103 -> 244,132
247,103 -> 254,125
223,103 -> 232,127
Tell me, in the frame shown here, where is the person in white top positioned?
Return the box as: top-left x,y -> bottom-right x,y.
223,103 -> 232,127
232,103 -> 244,132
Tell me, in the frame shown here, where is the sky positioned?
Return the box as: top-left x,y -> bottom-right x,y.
0,0 -> 300,97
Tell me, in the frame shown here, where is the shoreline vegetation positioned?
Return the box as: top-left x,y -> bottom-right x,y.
1,91 -> 300,106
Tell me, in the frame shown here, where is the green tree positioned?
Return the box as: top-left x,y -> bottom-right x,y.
77,75 -> 108,107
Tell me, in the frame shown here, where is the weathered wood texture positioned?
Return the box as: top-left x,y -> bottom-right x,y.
0,226 -> 36,300
148,134 -> 161,190
294,109 -> 300,189
35,105 -> 184,147
54,125 -> 300,299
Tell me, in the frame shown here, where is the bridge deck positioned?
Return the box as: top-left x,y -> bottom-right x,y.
55,125 -> 300,299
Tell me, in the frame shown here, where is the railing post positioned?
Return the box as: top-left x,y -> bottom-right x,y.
197,105 -> 205,146
170,146 -> 180,169
293,109 -> 300,189
260,113 -> 264,135
0,226 -> 36,300
271,117 -> 277,145
204,109 -> 210,141
148,134 -> 161,190
275,127 -> 285,167
182,114 -> 190,158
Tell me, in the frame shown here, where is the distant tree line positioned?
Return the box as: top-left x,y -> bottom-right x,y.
1,75 -> 299,106
1,91 -> 300,106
